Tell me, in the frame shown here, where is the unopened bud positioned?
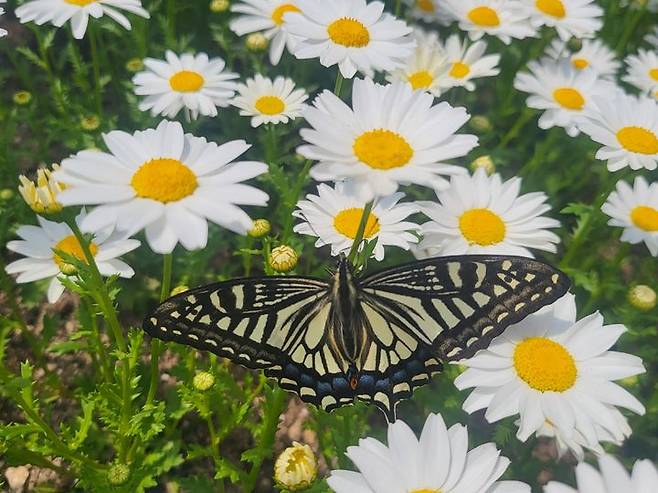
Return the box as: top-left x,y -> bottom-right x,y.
628,285 -> 656,311
210,0 -> 230,12
193,371 -> 215,391
249,219 -> 271,238
246,33 -> 268,52
269,245 -> 298,273
470,155 -> 495,175
108,463 -> 130,486
274,442 -> 317,491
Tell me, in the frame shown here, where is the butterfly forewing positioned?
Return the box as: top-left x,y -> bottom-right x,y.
360,255 -> 570,362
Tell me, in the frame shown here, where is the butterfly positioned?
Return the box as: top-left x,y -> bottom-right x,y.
143,254 -> 569,421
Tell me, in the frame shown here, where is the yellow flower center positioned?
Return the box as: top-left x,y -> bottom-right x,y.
553,87 -> 585,110
616,126 -> 658,154
53,235 -> 98,270
631,206 -> 658,231
333,208 -> 381,239
535,0 -> 565,18
169,70 -> 205,92
572,57 -> 589,70
459,208 -> 506,246
353,129 -> 414,170
254,95 -> 285,115
64,0 -> 96,5
285,448 -> 311,473
327,17 -> 370,47
513,337 -> 577,392
449,61 -> 471,78
131,158 -> 198,203
272,3 -> 301,25
467,6 -> 500,27
410,490 -> 441,493
416,0 -> 435,12
408,70 -> 434,90
649,68 -> 658,81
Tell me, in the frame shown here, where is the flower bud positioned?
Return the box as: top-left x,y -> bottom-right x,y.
108,463 -> 130,485
269,245 -> 298,273
59,263 -> 78,276
249,219 -> 271,238
470,155 -> 495,175
628,285 -> 656,311
0,188 -> 14,200
469,115 -> 492,133
170,285 -> 190,296
125,58 -> 144,72
80,115 -> 100,131
274,442 -> 317,491
18,164 -> 65,214
193,371 -> 215,391
210,0 -> 230,12
246,33 -> 268,52
13,91 -> 32,105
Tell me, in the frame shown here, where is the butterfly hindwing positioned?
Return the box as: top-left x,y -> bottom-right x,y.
359,255 -> 570,362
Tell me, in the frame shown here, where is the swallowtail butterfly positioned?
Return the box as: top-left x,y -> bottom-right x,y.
143,255 -> 569,420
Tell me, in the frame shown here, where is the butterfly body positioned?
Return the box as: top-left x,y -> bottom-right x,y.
144,255 -> 569,420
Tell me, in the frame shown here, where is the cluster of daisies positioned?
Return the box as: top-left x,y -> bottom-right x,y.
2,0 -> 657,491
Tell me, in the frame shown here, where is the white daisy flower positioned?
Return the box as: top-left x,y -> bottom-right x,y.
442,0 -> 536,45
292,182 -> 420,261
15,0 -> 149,40
298,78 -> 477,201
404,0 -> 454,25
0,0 -> 7,38
435,34 -> 500,92
231,74 -> 308,127
622,49 -> 658,96
455,293 -> 646,458
285,0 -> 415,79
545,38 -> 620,79
327,412 -> 530,493
602,176 -> 658,256
545,455 -> 658,493
5,211 -> 140,304
418,168 -> 560,257
514,57 -> 614,137
132,51 -> 238,120
229,0 -> 302,65
519,0 -> 602,41
53,120 -> 269,254
579,93 -> 658,172
386,30 -> 448,97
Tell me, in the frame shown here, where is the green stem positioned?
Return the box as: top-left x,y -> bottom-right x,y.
146,253 -> 173,406
395,0 -> 402,17
244,386 -> 287,492
615,6 -> 646,54
347,201 -> 374,266
334,70 -> 344,97
88,24 -> 103,117
167,0 -> 176,45
496,108 -> 534,150
82,296 -> 111,383
518,128 -> 559,177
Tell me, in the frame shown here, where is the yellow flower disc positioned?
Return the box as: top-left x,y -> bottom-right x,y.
650,68 -> 658,82
53,235 -> 98,269
416,0 -> 435,12
631,205 -> 658,231
131,158 -> 198,203
467,6 -> 500,27
535,0 -> 566,18
272,3 -> 301,25
513,337 -> 577,392
616,126 -> 658,155
408,70 -> 434,90
333,208 -> 381,239
571,58 -> 589,70
169,70 -> 205,92
65,0 -> 97,5
327,17 -> 370,47
459,208 -> 506,246
553,87 -> 585,110
353,129 -> 414,169
410,490 -> 441,493
449,61 -> 471,78
255,95 -> 285,115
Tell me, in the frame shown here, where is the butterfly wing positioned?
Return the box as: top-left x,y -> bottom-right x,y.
143,276 -> 332,370
359,255 -> 570,363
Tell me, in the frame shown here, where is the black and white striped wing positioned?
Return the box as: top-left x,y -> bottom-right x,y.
143,276 -> 331,370
359,255 -> 570,362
